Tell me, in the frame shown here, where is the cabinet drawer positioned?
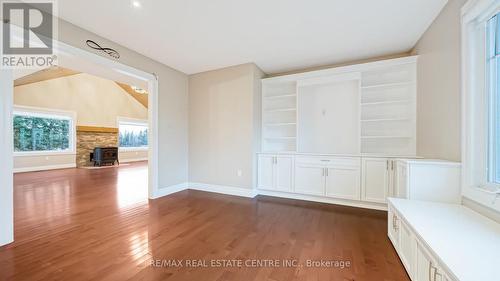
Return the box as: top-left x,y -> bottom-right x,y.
295,156 -> 360,168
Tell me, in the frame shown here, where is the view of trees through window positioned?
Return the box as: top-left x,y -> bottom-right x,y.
119,123 -> 148,148
13,115 -> 70,152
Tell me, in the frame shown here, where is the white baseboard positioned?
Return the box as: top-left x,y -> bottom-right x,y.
152,183 -> 385,211
14,163 -> 76,173
119,158 -> 148,163
189,182 -> 257,198
152,182 -> 189,199
257,189 -> 387,211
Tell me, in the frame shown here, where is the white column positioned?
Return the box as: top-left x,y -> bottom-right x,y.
0,69 -> 14,246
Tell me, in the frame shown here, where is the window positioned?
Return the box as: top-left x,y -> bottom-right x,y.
487,13 -> 500,186
118,119 -> 148,149
462,0 -> 500,210
13,107 -> 75,154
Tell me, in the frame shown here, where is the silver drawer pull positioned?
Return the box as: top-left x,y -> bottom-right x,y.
320,159 -> 330,162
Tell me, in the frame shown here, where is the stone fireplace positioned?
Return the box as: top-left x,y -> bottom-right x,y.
76,127 -> 118,167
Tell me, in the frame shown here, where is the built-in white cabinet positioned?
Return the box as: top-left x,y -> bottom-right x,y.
262,56 -> 417,156
361,158 -> 390,203
257,154 -> 461,210
399,219 -> 415,278
392,160 -> 461,204
325,165 -> 360,200
294,162 -> 325,196
386,199 -> 484,281
294,156 -> 361,200
257,154 -> 294,192
415,242 -> 452,281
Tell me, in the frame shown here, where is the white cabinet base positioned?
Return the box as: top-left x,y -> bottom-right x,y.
257,153 -> 460,211
257,189 -> 387,211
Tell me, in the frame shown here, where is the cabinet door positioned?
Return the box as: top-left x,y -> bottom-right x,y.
361,158 -> 389,203
275,156 -> 293,192
325,167 -> 360,200
415,242 -> 434,281
394,161 -> 408,198
257,155 -> 275,190
399,220 -> 415,278
294,164 -> 325,196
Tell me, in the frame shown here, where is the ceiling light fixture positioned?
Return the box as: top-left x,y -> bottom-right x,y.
131,86 -> 147,94
131,0 -> 141,8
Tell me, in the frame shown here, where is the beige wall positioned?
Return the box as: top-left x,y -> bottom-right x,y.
14,73 -> 148,127
189,63 -> 264,189
58,19 -> 189,189
412,0 -> 465,162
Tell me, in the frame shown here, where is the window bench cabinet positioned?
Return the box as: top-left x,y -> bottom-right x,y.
388,198 -> 500,281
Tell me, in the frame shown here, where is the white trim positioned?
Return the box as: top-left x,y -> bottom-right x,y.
189,182 -> 257,198
13,163 -> 76,173
152,181 -> 386,211
263,56 -> 418,84
119,147 -> 148,152
14,151 -> 76,157
258,189 -> 387,211
0,70 -> 14,246
54,40 -> 159,200
152,182 -> 189,199
13,105 -> 77,156
119,157 -> 148,163
1,37 -> 160,246
461,0 -> 500,212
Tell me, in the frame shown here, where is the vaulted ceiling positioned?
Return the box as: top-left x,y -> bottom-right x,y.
58,0 -> 447,74
14,67 -> 148,108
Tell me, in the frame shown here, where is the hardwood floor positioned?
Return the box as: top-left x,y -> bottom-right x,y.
0,162 -> 409,281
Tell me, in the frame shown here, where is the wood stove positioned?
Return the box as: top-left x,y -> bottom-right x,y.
91,147 -> 119,166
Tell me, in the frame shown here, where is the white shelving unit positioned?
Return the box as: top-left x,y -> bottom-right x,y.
261,56 -> 417,156
360,63 -> 416,156
262,81 -> 297,152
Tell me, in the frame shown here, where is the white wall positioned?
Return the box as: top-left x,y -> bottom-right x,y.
189,63 -> 264,190
412,0 -> 465,162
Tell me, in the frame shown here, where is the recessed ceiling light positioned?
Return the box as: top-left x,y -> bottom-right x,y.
131,0 -> 141,8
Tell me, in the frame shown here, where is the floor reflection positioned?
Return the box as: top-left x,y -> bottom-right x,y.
116,164 -> 148,208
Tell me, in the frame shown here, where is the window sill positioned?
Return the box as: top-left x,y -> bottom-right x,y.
14,151 -> 76,157
119,147 -> 148,152
476,185 -> 500,195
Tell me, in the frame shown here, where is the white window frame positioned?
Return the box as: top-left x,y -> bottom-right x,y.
462,0 -> 500,211
117,116 -> 149,151
13,105 -> 77,156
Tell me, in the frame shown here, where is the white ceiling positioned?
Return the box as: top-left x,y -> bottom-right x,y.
58,0 -> 448,75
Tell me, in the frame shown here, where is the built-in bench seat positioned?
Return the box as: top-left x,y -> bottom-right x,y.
388,198 -> 500,281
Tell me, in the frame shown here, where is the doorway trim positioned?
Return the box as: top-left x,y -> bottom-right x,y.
0,40 -> 159,246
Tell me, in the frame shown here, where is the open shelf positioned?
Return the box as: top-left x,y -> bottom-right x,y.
361,136 -> 412,139
265,107 -> 296,113
361,81 -> 415,89
264,137 -> 296,140
361,118 -> 409,122
264,94 -> 296,99
264,122 -> 297,126
361,100 -> 411,106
